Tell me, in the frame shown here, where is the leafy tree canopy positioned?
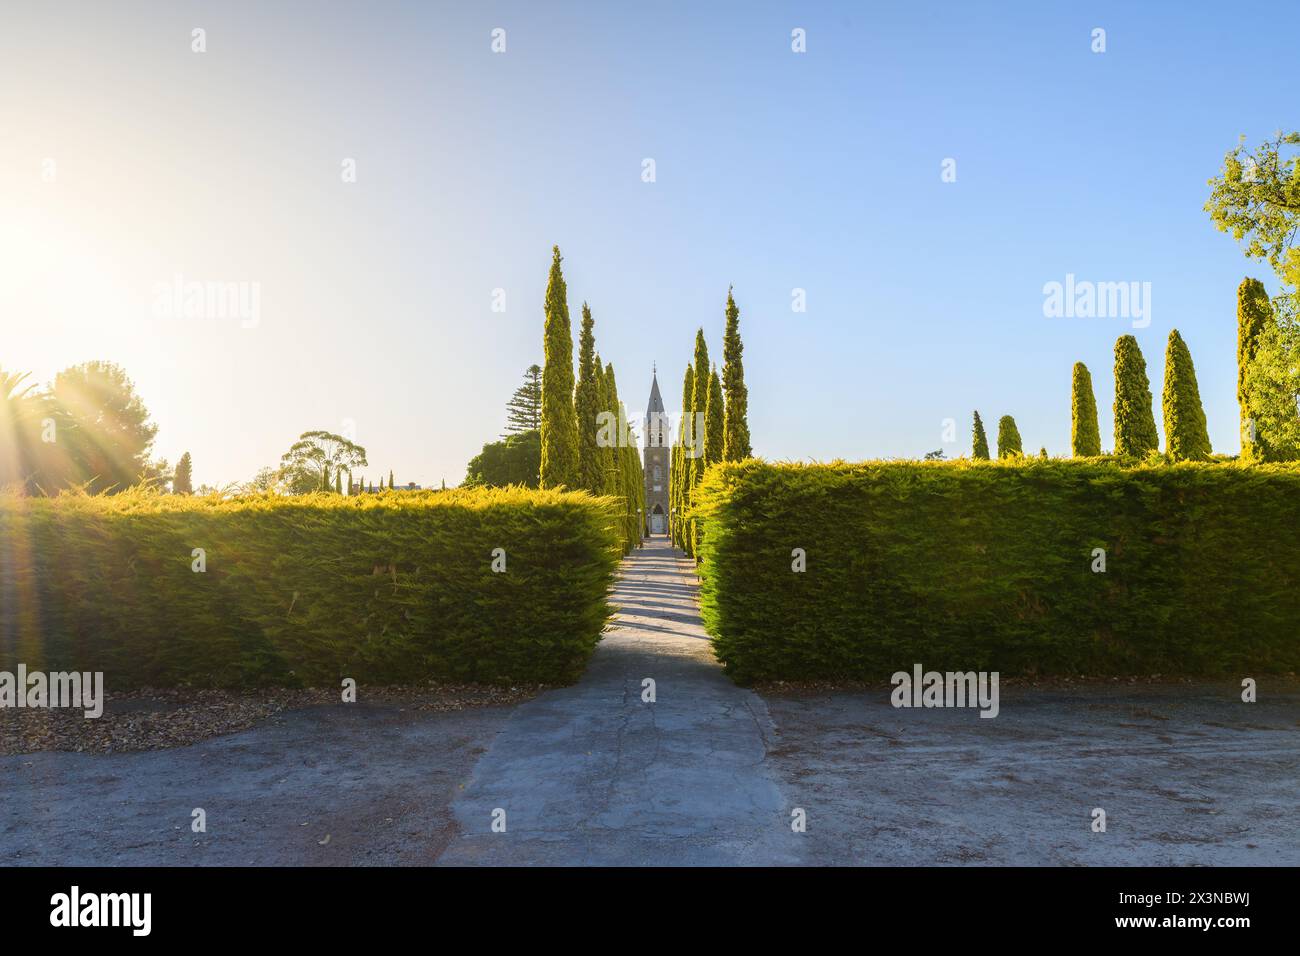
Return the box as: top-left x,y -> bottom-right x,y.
280,430 -> 367,493
465,429 -> 542,488
1206,131 -> 1300,309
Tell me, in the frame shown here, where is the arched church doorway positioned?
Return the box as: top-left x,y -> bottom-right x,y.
650,503 -> 666,535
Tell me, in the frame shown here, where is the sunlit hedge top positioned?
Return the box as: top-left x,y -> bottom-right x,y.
0,485 -> 623,687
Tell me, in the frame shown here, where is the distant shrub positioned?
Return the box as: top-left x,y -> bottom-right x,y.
694,459 -> 1300,682
0,487 -> 620,687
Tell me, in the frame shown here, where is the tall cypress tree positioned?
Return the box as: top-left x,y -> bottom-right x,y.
540,246 -> 579,488
673,365 -> 694,548
593,358 -> 613,493
705,366 -> 725,469
688,329 -> 710,495
1070,362 -> 1101,456
971,411 -> 990,460
173,451 -> 193,494
602,360 -> 621,497
685,334 -> 713,557
1237,277 -> 1274,460
574,302 -> 603,492
996,415 -> 1022,458
605,363 -> 636,553
668,441 -> 680,541
721,287 -> 751,461
623,408 -> 644,545
1162,329 -> 1212,460
1113,335 -> 1160,457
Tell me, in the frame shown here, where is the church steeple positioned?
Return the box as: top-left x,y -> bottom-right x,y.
645,368 -> 666,448
642,369 -> 670,534
646,369 -> 664,415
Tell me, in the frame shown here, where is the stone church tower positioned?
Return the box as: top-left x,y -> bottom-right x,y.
643,368 -> 670,535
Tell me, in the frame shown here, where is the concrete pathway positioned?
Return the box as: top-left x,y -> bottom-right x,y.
438,536 -> 800,865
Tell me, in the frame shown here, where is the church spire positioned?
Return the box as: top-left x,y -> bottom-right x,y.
645,368 -> 666,448
646,369 -> 665,416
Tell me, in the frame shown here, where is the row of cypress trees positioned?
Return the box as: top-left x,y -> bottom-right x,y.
538,246 -> 645,552
1081,330 -> 1210,459
670,288 -> 752,555
971,329 -> 1213,461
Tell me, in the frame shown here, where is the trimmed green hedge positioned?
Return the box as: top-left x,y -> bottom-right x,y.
694,460 -> 1300,682
0,487 -> 621,687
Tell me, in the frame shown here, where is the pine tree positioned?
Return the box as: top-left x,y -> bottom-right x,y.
688,329 -> 710,495
622,412 -> 643,547
705,365 -> 725,467
996,415 -> 1022,458
605,363 -> 637,553
721,287 -> 751,460
540,246 -> 579,488
1237,277 -> 1274,460
572,302 -> 603,492
1113,335 -> 1160,457
389,469 -> 395,489
336,471 -> 343,494
673,366 -> 694,547
685,333 -> 710,556
503,364 -> 543,435
1070,362 -> 1101,456
173,451 -> 193,494
599,359 -> 620,494
971,411 -> 990,460
668,442 -> 679,538
1162,329 -> 1212,460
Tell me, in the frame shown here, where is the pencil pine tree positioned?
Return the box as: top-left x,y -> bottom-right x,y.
721,287 -> 751,460
1070,362 -> 1101,456
1162,329 -> 1212,460
705,366 -> 725,468
996,415 -> 1022,458
574,302 -> 603,492
172,452 -> 193,494
1237,277 -> 1273,460
972,411 -> 990,460
540,246 -> 579,488
673,365 -> 694,548
1113,335 -> 1160,457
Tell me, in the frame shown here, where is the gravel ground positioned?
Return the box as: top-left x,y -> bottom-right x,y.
0,683 -> 541,755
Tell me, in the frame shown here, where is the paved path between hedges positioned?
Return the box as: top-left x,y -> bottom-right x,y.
436,535 -> 801,865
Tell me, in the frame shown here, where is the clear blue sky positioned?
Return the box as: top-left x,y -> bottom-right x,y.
2,1 -> 1295,486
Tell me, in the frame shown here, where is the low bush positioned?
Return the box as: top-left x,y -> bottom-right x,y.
0,486 -> 621,687
693,459 -> 1300,682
